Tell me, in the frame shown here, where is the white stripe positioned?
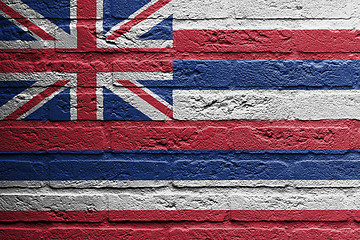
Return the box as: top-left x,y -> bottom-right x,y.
112,72 -> 173,81
172,0 -> 359,30
0,72 -> 76,83
96,72 -> 109,120
96,86 -> 104,121
173,90 -> 360,120
70,74 -> 77,120
1,180 -> 360,210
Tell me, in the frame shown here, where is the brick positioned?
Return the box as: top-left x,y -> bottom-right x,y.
230,210 -> 351,222
0,229 -> 43,240
296,30 -> 360,53
47,228 -> 168,240
173,90 -> 360,120
291,229 -> 356,240
174,30 -> 293,53
234,0 -> 353,19
108,194 -> 229,211
227,126 -> 355,150
173,0 -> 231,19
109,126 -> 201,150
0,181 -> 45,188
230,194 -> 354,210
0,194 -> 108,211
1,126 -> 106,151
49,180 -> 169,189
0,161 -> 46,181
109,210 -> 229,222
292,161 -> 360,180
0,210 -> 108,222
172,160 -> 289,180
170,228 -> 288,240
49,160 -> 170,180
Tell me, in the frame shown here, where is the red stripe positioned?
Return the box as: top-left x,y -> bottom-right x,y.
4,80 -> 69,120
2,30 -> 360,61
174,29 -> 360,53
77,72 -> 97,120
1,120 -> 358,151
1,210 -> 360,239
117,80 -> 173,119
105,0 -> 172,40
77,0 -> 97,50
0,2 -> 56,41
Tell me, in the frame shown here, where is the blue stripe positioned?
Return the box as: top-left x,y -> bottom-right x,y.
171,60 -> 360,90
1,150 -> 360,180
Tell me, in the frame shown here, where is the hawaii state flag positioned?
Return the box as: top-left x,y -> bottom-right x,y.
1,0 -> 360,238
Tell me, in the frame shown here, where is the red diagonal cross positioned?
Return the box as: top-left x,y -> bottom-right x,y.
0,0 -> 175,120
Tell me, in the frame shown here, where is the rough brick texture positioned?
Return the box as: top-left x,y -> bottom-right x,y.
2,0 -> 360,238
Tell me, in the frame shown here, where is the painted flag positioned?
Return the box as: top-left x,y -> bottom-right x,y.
1,0 -> 360,238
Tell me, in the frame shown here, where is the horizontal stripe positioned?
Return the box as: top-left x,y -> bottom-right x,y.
112,72 -> 173,81
3,217 -> 360,240
0,210 -> 359,222
173,60 -> 360,89
173,90 -> 360,120
2,41 -> 360,68
2,151 -> 360,180
172,0 -> 356,30
174,30 -> 360,53
1,120 -> 358,151
1,186 -> 360,211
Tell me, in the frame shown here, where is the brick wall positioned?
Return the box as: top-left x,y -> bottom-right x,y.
1,0 -> 360,239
